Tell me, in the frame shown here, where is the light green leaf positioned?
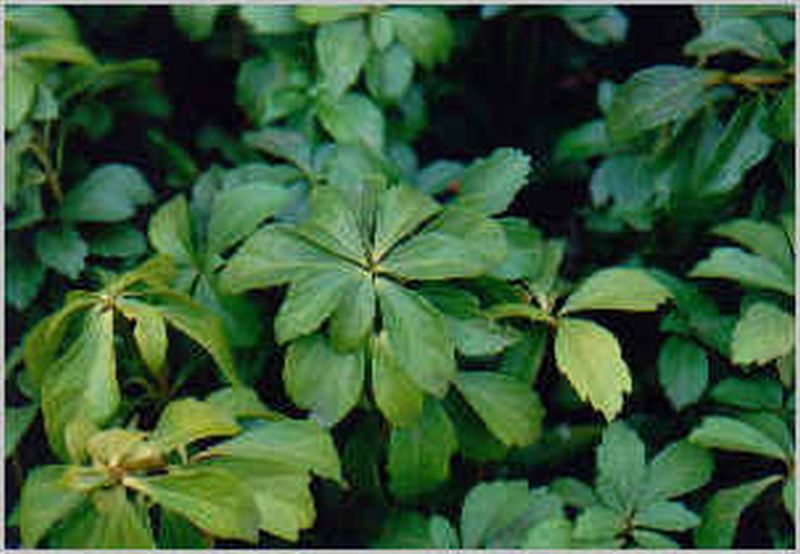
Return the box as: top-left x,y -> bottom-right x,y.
684,17 -> 783,62
284,334 -> 364,427
710,377 -> 784,410
206,419 -> 342,482
148,195 -> 195,265
371,332 -> 424,427
731,302 -> 794,366
429,515 -> 460,548
427,206 -> 509,269
34,226 -> 88,279
712,218 -> 793,274
316,19 -> 369,98
634,500 -> 700,531
554,318 -> 632,421
639,440 -> 714,506
205,386 -> 281,421
561,267 -> 672,315
523,517 -> 573,549
318,92 -> 385,152
131,307 -> 167,379
381,231 -> 493,280
596,422 -> 646,513
170,6 -> 221,41
7,5 -> 80,41
632,529 -> 679,549
20,465 -> 85,547
550,478 -> 599,509
244,127 -> 313,173
61,164 -> 154,223
388,7 -> 454,69
556,6 -> 628,46
5,61 -> 38,132
607,65 -> 715,143
41,308 -> 119,460
690,247 -> 793,295
275,268 -> 358,344
329,271 -> 375,351
295,5 -> 367,24
573,505 -> 626,541
146,290 -> 239,385
366,42 -> 414,102
387,399 -> 457,498
239,5 -> 304,35
783,477 -> 794,519
369,11 -> 394,50
207,182 -> 291,255
151,398 -> 240,453
694,475 -> 781,547
376,278 -> 456,397
5,402 -> 38,457
220,226 -> 342,293
459,480 -> 530,548
455,372 -> 543,447
485,303 -> 553,323
657,337 -> 708,410
453,148 -> 531,216
125,467 -> 260,543
373,184 -> 440,259
689,416 -> 788,462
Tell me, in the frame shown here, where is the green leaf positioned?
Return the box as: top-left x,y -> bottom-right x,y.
459,480 -> 530,548
316,19 -> 369,98
220,226 -> 342,293
589,154 -> 657,230
205,386 -> 281,421
318,92 -> 385,152
632,529 -> 679,549
131,307 -> 167,378
697,99 -> 773,196
296,186 -> 366,264
151,398 -> 240,453
6,241 -> 46,311
372,510 -> 434,548
145,291 -> 240,385
427,206 -> 509,270
388,7 -> 453,69
657,337 -> 708,410
158,509 -> 211,549
557,6 -> 628,46
329,271 -> 375,351
125,467 -> 259,543
7,5 -> 80,41
239,5 -> 304,35
376,278 -> 456,397
12,37 -> 95,65
371,332 -> 424,427
381,230 -> 493,281
455,372 -> 543,447
366,42 -> 414,102
490,218 -> 544,280
684,17 -> 783,62
690,247 -> 793,295
639,440 -> 714,505
373,184 -> 440,258
452,148 -> 531,216
207,182 -> 292,255
41,308 -> 119,460
387,399 -> 457,498
295,5 -> 367,24
20,465 -> 85,547
782,477 -> 794,519
244,127 -> 313,173
5,61 -> 38,132
34,225 -> 88,279
555,119 -> 610,163
634,501 -> 700,532
206,419 -> 342,482
369,11 -> 394,49
5,402 -> 38,457
550,478 -> 599,509
731,302 -> 794,366
561,267 -> 672,315
170,6 -> 221,41
61,164 -> 154,223
710,377 -> 784,410
596,422 -> 646,513
573,505 -> 625,541
89,225 -> 147,258
694,475 -> 782,548
429,515 -> 460,548
689,416 -> 788,462
284,334 -> 364,427
607,65 -> 715,143
523,517 -> 573,549
712,219 -> 793,275
148,195 -> 195,265
275,268 -> 358,344
447,317 -> 518,358
554,318 -> 632,421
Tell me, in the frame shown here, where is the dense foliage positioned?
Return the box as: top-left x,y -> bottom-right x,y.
4,4 -> 796,549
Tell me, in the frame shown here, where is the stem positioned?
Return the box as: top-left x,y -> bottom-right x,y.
29,140 -> 64,203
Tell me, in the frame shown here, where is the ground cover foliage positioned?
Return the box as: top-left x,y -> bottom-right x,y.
4,4 -> 796,549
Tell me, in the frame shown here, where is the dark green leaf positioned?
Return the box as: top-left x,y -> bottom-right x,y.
710,377 -> 784,410
318,92 -> 385,152
61,164 -> 154,223
34,226 -> 87,280
170,6 -> 221,41
657,337 -> 709,410
684,17 -> 783,62
453,148 -> 531,216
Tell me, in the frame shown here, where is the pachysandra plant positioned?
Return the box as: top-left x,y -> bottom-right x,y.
21,256 -> 238,459
18,392 -> 341,547
486,239 -> 673,420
